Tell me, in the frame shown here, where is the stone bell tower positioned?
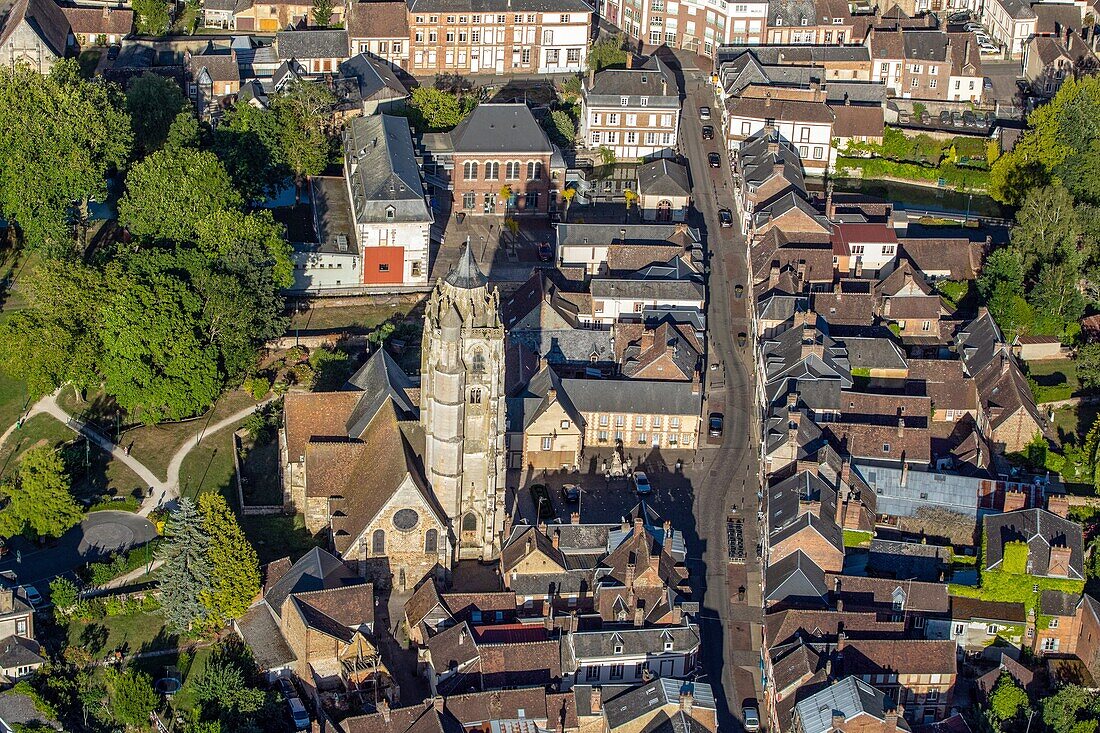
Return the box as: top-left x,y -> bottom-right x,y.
421,243 -> 506,561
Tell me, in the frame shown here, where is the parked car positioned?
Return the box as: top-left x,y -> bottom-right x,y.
919,110 -> 932,125
962,111 -> 977,127
897,111 -> 910,124
20,585 -> 41,608
949,10 -> 970,22
984,78 -> 994,91
951,111 -> 964,126
737,332 -> 747,347
699,106 -> 711,120
734,283 -> 744,298
287,697 -> 310,731
277,678 -> 298,701
537,242 -> 553,262
561,483 -> 580,503
633,471 -> 652,494
742,707 -> 761,732
708,413 -> 724,437
701,125 -> 714,140
939,110 -> 952,125
718,208 -> 733,227
708,152 -> 721,168
106,44 -> 120,60
964,22 -> 983,31
980,43 -> 999,54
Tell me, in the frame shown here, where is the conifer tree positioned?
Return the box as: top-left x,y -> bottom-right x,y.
156,498 -> 212,633
197,493 -> 260,628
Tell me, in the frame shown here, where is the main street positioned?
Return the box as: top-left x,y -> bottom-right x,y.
669,50 -> 766,731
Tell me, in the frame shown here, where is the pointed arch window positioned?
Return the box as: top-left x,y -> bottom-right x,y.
425,528 -> 438,553
471,349 -> 486,375
372,529 -> 385,554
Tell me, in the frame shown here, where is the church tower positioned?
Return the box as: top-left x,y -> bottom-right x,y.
421,244 -> 506,561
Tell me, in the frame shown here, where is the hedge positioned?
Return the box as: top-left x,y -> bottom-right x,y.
836,156 -> 990,191
82,539 -> 162,586
87,496 -> 141,513
843,530 -> 873,548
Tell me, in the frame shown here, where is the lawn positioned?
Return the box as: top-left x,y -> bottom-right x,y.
287,301 -> 409,333
77,48 -> 102,78
67,611 -> 175,659
843,530 -> 873,548
239,436 -> 281,506
69,440 -> 150,504
1025,358 -> 1080,403
241,513 -> 323,565
0,371 -> 30,441
0,413 -> 75,478
177,421 -> 243,504
1052,401 -> 1100,448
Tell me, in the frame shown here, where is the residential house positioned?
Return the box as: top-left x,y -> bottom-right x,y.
335,53 -> 410,116
563,623 -> 701,688
767,471 -> 845,572
907,359 -> 979,423
426,621 -> 563,693
613,320 -> 703,381
899,237 -> 984,282
724,91 -> 836,176
837,638 -> 957,723
716,44 -> 875,82
635,158 -> 691,222
61,5 -> 132,46
827,574 -> 950,634
1024,29 -> 1096,97
601,0 -> 769,55
186,45 -> 240,116
588,679 -> 718,733
288,176 -> 361,292
202,0 -> 237,29
982,507 -> 1085,581
581,55 -> 679,162
791,676 -> 911,733
765,0 -> 870,45
852,463 -> 982,543
275,29 -> 349,75
1072,594 -> 1100,683
0,590 -> 43,683
947,597 -> 1027,652
876,263 -> 943,341
981,0 -> 1036,57
0,0 -> 70,73
766,550 -> 829,608
870,27 -> 984,102
343,113 -> 432,286
556,222 -> 702,277
1034,590 -> 1084,656
832,222 -> 900,275
734,128 -> 807,235
406,0 -> 591,75
232,0 -> 344,31
345,0 -> 408,68
340,701 -> 447,733
442,688 -> 579,733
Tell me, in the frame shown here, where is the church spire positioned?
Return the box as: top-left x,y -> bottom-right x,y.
446,240 -> 488,289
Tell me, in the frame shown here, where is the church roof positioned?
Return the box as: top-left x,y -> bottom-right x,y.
446,242 -> 488,289
344,348 -> 417,437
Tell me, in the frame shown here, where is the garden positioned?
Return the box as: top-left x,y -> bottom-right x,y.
837,127 -> 995,191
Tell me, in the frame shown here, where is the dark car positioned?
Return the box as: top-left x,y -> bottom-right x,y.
708,152 -> 721,168
708,413 -> 724,437
537,242 -> 553,262
702,125 -> 714,140
734,283 -> 744,298
737,332 -> 747,347
561,483 -> 580,503
718,208 -> 733,227
939,110 -> 952,125
106,44 -> 120,60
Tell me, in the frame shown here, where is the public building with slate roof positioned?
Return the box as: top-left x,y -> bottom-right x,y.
0,0 -> 70,74
635,158 -> 691,222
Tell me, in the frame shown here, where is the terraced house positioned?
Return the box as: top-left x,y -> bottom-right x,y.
581,55 -> 680,162
406,0 -> 591,75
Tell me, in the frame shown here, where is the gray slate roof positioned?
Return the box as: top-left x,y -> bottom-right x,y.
275,29 -> 349,60
343,348 -> 417,436
235,602 -> 297,670
264,546 -> 362,614
344,114 -> 431,225
0,636 -> 44,670
445,242 -> 488,289
795,676 -> 909,733
853,461 -> 980,520
766,550 -> 828,605
337,53 -> 409,105
589,278 -> 704,301
450,103 -> 553,154
569,624 -> 700,660
983,508 -> 1085,580
0,691 -> 60,731
636,159 -> 691,198
604,679 -> 716,730
1040,589 -> 1081,617
586,57 -> 678,108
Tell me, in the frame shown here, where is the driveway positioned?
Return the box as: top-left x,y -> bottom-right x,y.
0,510 -> 157,587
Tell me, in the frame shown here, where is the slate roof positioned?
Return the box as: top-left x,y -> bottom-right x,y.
344,114 -> 431,225
569,624 -> 700,660
795,676 -> 909,733
728,94 -> 835,124
838,336 -> 907,371
234,602 -> 297,670
0,0 -> 70,57
766,550 -> 828,606
0,691 -> 61,731
337,53 -> 409,105
1040,589 -> 1081,617
983,508 -> 1085,580
275,29 -> 349,59
344,348 -> 418,434
586,56 -> 677,108
60,5 -> 132,36
951,596 -> 1026,623
602,679 -> 716,731
865,539 -> 953,582
636,159 -> 691,198
189,48 -> 239,83
450,103 -> 553,154
0,636 -> 43,671
716,44 -> 871,65
263,546 -> 363,614
446,242 -> 488,289
770,639 -> 828,696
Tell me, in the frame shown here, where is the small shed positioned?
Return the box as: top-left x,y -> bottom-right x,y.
1013,335 -> 1063,361
636,158 -> 691,223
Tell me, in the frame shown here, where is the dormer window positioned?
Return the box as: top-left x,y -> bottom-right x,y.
614,643 -> 624,654
801,17 -> 808,24
664,639 -> 674,651
386,206 -> 396,220
621,96 -> 629,106
775,17 -> 782,25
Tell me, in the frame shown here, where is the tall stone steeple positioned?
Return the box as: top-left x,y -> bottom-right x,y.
420,243 -> 506,561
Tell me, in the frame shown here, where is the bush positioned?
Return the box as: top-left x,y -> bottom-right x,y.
242,375 -> 270,400
87,496 -> 141,513
837,156 -> 990,190
83,539 -> 162,586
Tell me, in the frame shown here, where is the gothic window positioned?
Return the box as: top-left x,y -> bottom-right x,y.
393,508 -> 419,531
462,513 -> 478,532
425,528 -> 438,553
470,388 -> 482,404
372,529 -> 385,554
471,349 -> 486,375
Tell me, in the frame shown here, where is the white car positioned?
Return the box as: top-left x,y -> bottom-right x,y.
20,585 -> 42,608
964,22 -> 983,31
979,43 -> 1000,54
743,707 -> 761,732
699,106 -> 711,120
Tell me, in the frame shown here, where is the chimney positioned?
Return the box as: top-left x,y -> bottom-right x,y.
626,562 -> 636,588
591,686 -> 603,712
380,699 -> 392,723
840,458 -> 851,486
825,181 -> 834,218
526,536 -> 533,554
1003,489 -> 1027,513
640,328 -> 656,352
553,529 -> 560,549
836,630 -> 846,651
621,517 -> 630,532
634,605 -> 645,626
788,390 -> 799,412
1048,494 -> 1070,518
649,549 -> 661,573
547,387 -> 557,403
539,520 -> 548,536
588,67 -> 595,87
765,92 -> 772,107
432,696 -> 445,713
901,461 -> 909,487
680,690 -> 694,714
884,706 -> 902,733
661,77 -> 668,95
671,604 -> 683,624
571,511 -> 581,524
1049,544 -> 1073,577
634,516 -> 644,534
663,520 -> 673,553
102,4 -> 110,17
834,485 -> 845,524
1000,350 -> 1010,376
459,627 -> 467,645
897,416 -> 905,438
832,713 -> 846,730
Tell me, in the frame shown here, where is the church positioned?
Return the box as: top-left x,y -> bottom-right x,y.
281,245 -> 507,588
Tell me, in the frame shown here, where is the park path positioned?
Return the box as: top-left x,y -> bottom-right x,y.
0,390 -> 273,516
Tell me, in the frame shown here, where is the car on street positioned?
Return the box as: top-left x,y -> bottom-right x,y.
742,707 -> 760,732
735,283 -> 744,298
951,111 -> 964,126
537,242 -> 553,262
737,332 -> 747,347
708,413 -> 724,437
897,111 -> 910,124
962,111 -> 977,127
708,152 -> 721,168
632,471 -> 651,494
980,42 -> 999,54
20,585 -> 41,608
699,106 -> 711,120
561,483 -> 580,503
964,22 -> 982,31
718,208 -> 733,227
287,697 -> 310,730
949,10 -> 970,21
701,125 -> 714,139
106,44 -> 120,60
277,678 -> 297,700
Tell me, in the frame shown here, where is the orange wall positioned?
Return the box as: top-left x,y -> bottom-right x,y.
363,246 -> 405,285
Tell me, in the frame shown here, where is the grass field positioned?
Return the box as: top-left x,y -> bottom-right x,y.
241,513 -> 323,565
177,421 -> 243,504
67,612 -> 174,659
0,372 -> 30,441
0,413 -> 75,478
1026,358 -> 1080,398
288,301 -> 409,333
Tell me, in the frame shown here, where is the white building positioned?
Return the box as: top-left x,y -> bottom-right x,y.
580,56 -> 680,162
724,92 -> 836,176
563,624 -> 701,688
344,114 -> 432,287
981,0 -> 1037,57
288,176 -> 361,293
600,0 -> 769,54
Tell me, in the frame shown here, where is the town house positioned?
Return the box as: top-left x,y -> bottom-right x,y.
765,0 -> 869,45
346,0 -> 409,68
0,589 -> 43,683
581,55 -> 680,162
870,27 -> 984,102
231,0 -> 345,31
602,0 -> 769,55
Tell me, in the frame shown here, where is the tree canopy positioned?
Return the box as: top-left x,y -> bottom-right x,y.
0,446 -> 82,540
133,0 -> 170,34
156,498 -> 213,632
406,86 -> 477,132
197,493 -> 260,629
126,75 -> 188,155
587,35 -> 628,72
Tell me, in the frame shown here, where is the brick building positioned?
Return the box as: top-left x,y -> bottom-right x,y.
601,0 -> 769,56
406,0 -> 591,75
766,0 -> 871,45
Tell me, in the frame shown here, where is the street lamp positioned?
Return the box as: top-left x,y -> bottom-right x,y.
965,193 -> 973,225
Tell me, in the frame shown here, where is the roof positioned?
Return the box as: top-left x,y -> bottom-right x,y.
337,53 -> 409,105
344,347 -> 417,434
982,508 -> 1085,580
854,463 -> 979,520
766,550 -> 829,605
344,114 -> 430,225
275,29 -> 349,59
0,635 -> 43,671
427,621 -> 481,673
450,103 -> 553,154
570,624 -> 700,659
0,691 -> 61,731
1040,589 -> 1081,617
727,94 -> 835,125
188,48 -> 240,83
840,639 -> 957,676
292,583 -> 374,628
443,688 -> 579,731
407,0 -> 592,11
445,242 -> 488,289
636,158 -> 691,198
716,44 -> 871,65
766,608 -> 906,647
406,578 -> 446,628
828,574 -> 949,613
342,702 -> 447,733
345,0 -> 408,39
234,602 -> 297,670
603,679 -> 717,730
794,676 -> 910,733
951,596 -> 1026,623
0,0 -> 70,58
60,5 -> 132,35
263,546 -> 362,613
900,238 -> 982,280
831,103 -> 884,139
586,57 -> 677,108
906,359 -> 977,412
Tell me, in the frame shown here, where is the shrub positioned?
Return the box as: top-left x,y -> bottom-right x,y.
242,375 -> 270,400
83,539 -> 162,586
87,496 -> 141,513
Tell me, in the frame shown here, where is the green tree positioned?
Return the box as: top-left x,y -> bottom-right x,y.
133,0 -> 170,34
988,672 -> 1030,725
156,498 -> 213,633
1030,263 -> 1086,337
194,209 -> 293,288
406,86 -> 476,132
214,102 -> 288,201
126,74 -> 187,155
48,577 -> 79,617
273,81 -> 335,202
598,146 -> 617,166
311,0 -> 333,26
1042,685 -> 1100,733
0,447 -> 81,540
587,35 -> 628,71
197,493 -> 260,629
106,668 -> 157,729
0,61 -> 131,253
1078,343 -> 1100,390
166,109 -> 202,151
1011,186 -> 1085,280
193,656 -> 265,719
547,109 -> 577,149
119,146 -> 242,245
